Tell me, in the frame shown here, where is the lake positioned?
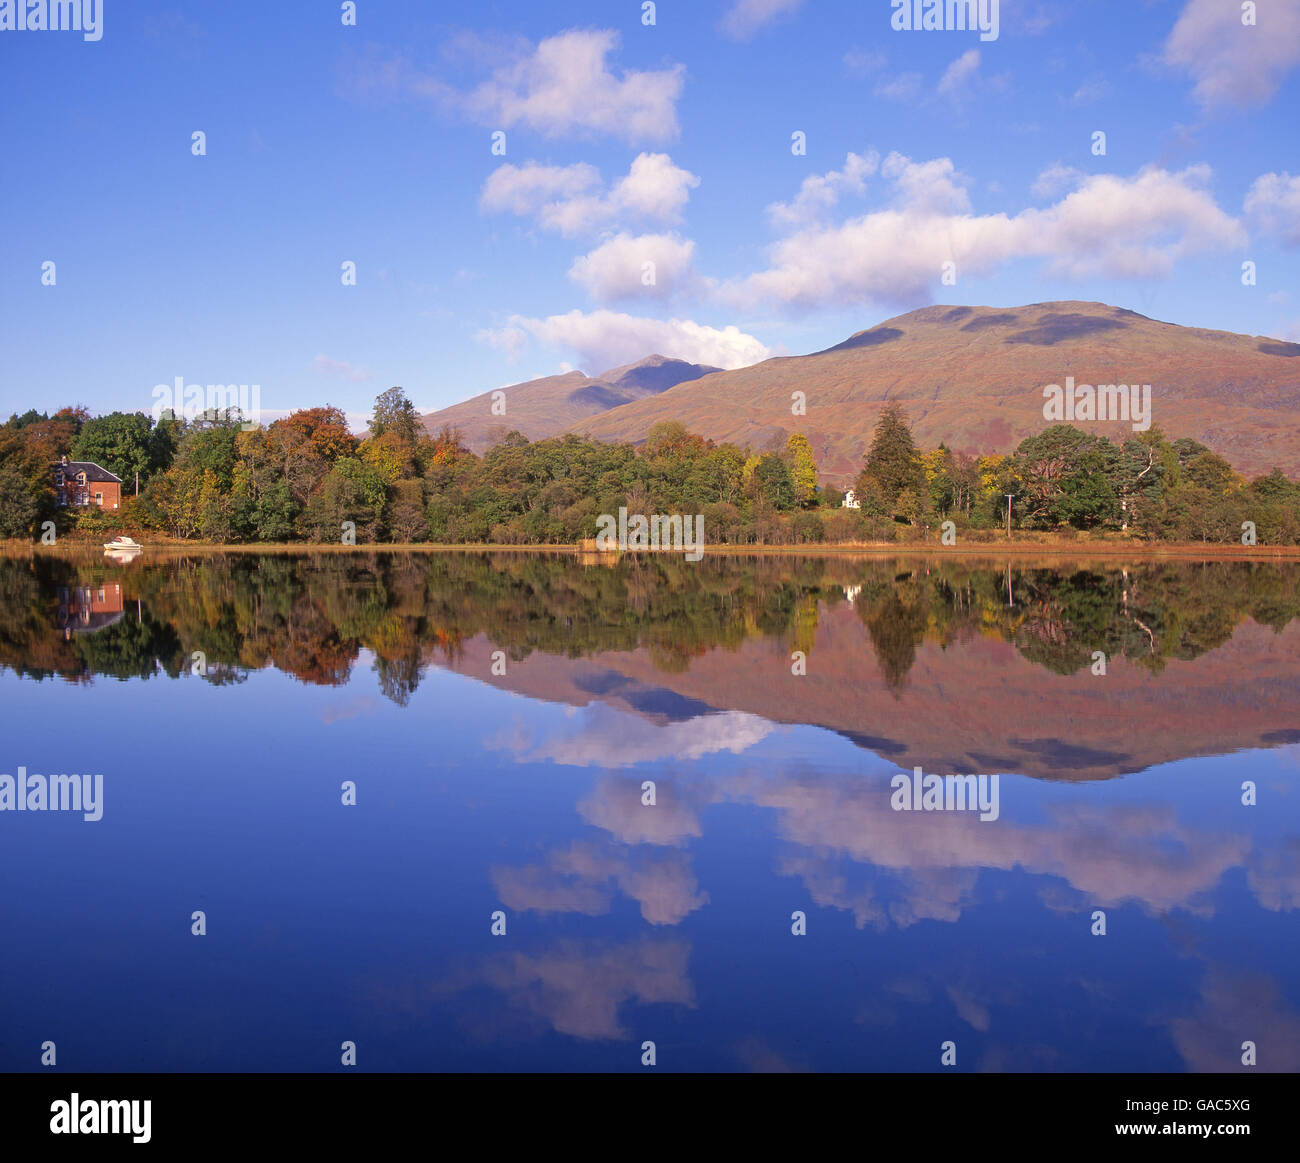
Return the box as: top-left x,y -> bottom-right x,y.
2,550 -> 1298,1072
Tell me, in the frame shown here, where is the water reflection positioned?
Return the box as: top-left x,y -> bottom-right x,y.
0,550 -> 1296,1072
4,551 -> 1298,778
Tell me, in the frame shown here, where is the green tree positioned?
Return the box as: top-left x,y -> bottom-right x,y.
754,454 -> 796,509
858,402 -> 923,507
0,464 -> 39,538
1011,425 -> 1116,529
71,411 -> 158,489
368,386 -> 420,446
785,432 -> 818,506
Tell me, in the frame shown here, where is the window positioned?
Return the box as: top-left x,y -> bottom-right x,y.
94,492 -> 103,505
76,472 -> 86,485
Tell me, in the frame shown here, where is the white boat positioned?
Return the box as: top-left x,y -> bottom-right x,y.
103,536 -> 143,552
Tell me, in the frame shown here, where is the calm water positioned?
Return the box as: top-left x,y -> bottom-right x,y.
1,551 -> 1298,1072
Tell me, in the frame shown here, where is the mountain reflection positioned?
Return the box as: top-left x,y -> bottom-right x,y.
3,549 -> 1296,1073
3,550 -> 1299,779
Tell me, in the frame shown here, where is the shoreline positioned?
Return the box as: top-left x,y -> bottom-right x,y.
7,538 -> 1300,562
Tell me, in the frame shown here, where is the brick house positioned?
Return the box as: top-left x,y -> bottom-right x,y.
53,456 -> 123,510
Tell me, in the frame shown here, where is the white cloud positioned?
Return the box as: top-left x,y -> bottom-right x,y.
311,355 -> 372,382
481,153 -> 700,237
569,233 -> 697,302
478,310 -> 771,372
1031,162 -> 1085,199
843,47 -> 887,76
1245,172 -> 1300,247
937,49 -> 981,98
880,152 -> 972,214
438,29 -> 685,142
720,0 -> 805,40
874,72 -> 923,101
1007,1 -> 1063,36
767,150 -> 879,229
1069,77 -> 1112,106
502,705 -> 774,768
1033,165 -> 1245,277
727,160 -> 1245,310
475,324 -> 530,360
1164,0 -> 1300,110
612,152 -> 701,221
479,160 -> 601,220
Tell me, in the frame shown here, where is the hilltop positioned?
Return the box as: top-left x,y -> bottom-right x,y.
565,302 -> 1300,482
419,355 -> 719,453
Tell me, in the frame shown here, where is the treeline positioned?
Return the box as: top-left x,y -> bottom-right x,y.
2,390 -> 1298,544
3,553 -> 1297,696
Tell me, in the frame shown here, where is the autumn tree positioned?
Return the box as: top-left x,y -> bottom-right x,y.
785,432 -> 818,506
278,406 -> 357,462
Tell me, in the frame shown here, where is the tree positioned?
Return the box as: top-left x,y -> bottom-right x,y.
71,411 -> 159,489
279,406 -> 357,462
785,433 -> 818,506
1182,449 -> 1239,494
754,454 -> 796,509
143,466 -> 204,539
1113,435 -> 1165,531
646,420 -> 707,460
1251,468 -> 1300,505
0,465 -> 38,538
858,402 -> 923,507
300,458 -> 388,542
386,479 -> 429,542
369,387 -> 420,446
1011,425 -> 1115,529
175,411 -> 241,488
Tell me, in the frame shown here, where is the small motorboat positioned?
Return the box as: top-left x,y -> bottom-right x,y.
103,536 -> 143,552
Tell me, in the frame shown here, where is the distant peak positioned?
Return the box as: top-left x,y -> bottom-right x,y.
597,353 -> 676,380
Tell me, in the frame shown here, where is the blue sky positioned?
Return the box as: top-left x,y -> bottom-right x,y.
2,0 -> 1297,426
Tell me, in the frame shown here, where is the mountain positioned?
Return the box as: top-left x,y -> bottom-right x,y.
566,302 -> 1300,482
420,355 -> 720,452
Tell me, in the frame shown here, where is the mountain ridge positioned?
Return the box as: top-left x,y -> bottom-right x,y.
566,301 -> 1300,482
419,354 -> 720,453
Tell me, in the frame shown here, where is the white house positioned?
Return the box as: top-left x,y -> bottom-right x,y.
842,489 -> 861,510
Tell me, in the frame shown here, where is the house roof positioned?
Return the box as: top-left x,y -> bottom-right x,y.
54,460 -> 122,483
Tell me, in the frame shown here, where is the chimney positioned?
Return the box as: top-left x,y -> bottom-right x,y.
61,455 -> 68,465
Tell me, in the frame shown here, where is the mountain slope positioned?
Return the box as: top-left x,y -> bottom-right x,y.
420,355 -> 719,452
566,302 -> 1300,482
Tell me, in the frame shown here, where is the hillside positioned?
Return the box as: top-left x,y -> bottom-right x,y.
420,354 -> 719,453
566,302 -> 1300,483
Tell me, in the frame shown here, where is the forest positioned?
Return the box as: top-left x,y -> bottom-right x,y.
2,387 -> 1298,545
